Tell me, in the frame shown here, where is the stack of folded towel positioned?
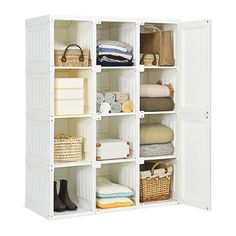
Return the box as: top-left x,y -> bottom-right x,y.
96,176 -> 134,209
140,123 -> 174,157
97,40 -> 134,66
140,80 -> 175,111
96,91 -> 133,114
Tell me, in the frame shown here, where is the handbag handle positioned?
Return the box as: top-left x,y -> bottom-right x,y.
61,44 -> 84,63
142,24 -> 161,32
150,161 -> 168,176
140,54 -> 158,66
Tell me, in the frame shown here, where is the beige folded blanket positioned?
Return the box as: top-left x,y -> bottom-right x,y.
140,81 -> 174,98
140,84 -> 169,97
140,123 -> 174,144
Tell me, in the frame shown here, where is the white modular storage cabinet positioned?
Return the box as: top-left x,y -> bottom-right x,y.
26,15 -> 211,219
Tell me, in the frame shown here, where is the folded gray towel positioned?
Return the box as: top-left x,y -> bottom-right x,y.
140,143 -> 174,157
110,102 -> 122,113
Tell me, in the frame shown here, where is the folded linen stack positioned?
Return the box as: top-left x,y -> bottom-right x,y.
96,91 -> 133,114
96,176 -> 134,209
140,80 -> 175,111
140,123 -> 174,157
97,40 -> 134,66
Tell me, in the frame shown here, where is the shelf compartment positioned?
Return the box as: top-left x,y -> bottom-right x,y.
55,117 -> 93,164
54,165 -> 93,217
140,114 -> 177,156
140,23 -> 177,67
140,68 -> 177,112
55,69 -> 93,115
97,69 -> 136,113
97,21 -> 137,66
54,20 -> 93,66
139,158 -> 177,204
97,116 -> 136,159
96,162 -> 137,210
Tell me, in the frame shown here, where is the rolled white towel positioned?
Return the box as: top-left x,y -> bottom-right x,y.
100,102 -> 111,114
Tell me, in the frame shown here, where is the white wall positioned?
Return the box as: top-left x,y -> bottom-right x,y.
0,0 -> 235,235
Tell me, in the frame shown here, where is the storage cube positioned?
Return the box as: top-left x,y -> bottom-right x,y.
55,99 -> 84,115
55,78 -> 84,88
55,78 -> 85,115
55,89 -> 84,100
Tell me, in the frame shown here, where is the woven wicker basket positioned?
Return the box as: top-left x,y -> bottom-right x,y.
140,161 -> 172,202
54,134 -> 83,163
55,44 -> 89,67
140,53 -> 159,66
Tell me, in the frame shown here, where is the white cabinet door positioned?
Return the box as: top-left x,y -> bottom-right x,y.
177,20 -> 211,210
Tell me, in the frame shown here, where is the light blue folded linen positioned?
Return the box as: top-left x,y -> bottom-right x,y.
97,39 -> 133,53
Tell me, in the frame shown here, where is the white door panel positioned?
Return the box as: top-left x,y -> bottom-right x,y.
178,20 -> 211,210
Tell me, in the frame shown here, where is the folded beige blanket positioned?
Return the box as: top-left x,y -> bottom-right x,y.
140,84 -> 170,97
140,123 -> 174,144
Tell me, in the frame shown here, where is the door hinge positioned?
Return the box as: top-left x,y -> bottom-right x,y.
138,111 -> 145,119
95,113 -> 102,120
139,65 -> 145,72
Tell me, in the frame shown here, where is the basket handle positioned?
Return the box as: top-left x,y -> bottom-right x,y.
140,53 -> 158,66
142,24 -> 161,32
61,44 -> 84,63
150,161 -> 168,176
55,133 -> 68,139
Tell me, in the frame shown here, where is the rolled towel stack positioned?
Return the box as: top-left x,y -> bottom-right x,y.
97,40 -> 134,67
140,123 -> 174,157
140,80 -> 175,111
96,91 -> 133,114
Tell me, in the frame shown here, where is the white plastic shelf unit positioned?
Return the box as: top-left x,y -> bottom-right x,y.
26,15 -> 211,219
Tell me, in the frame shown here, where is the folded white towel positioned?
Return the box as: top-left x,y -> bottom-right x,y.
97,39 -> 133,52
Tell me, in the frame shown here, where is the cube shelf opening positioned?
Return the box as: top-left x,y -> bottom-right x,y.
54,166 -> 92,217
140,68 -> 177,111
97,21 -> 137,65
140,23 -> 177,67
55,69 -> 93,115
55,117 -> 93,164
139,158 -> 177,205
96,162 -> 136,210
140,114 -> 177,156
54,20 -> 93,66
97,69 -> 136,113
97,116 -> 136,159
